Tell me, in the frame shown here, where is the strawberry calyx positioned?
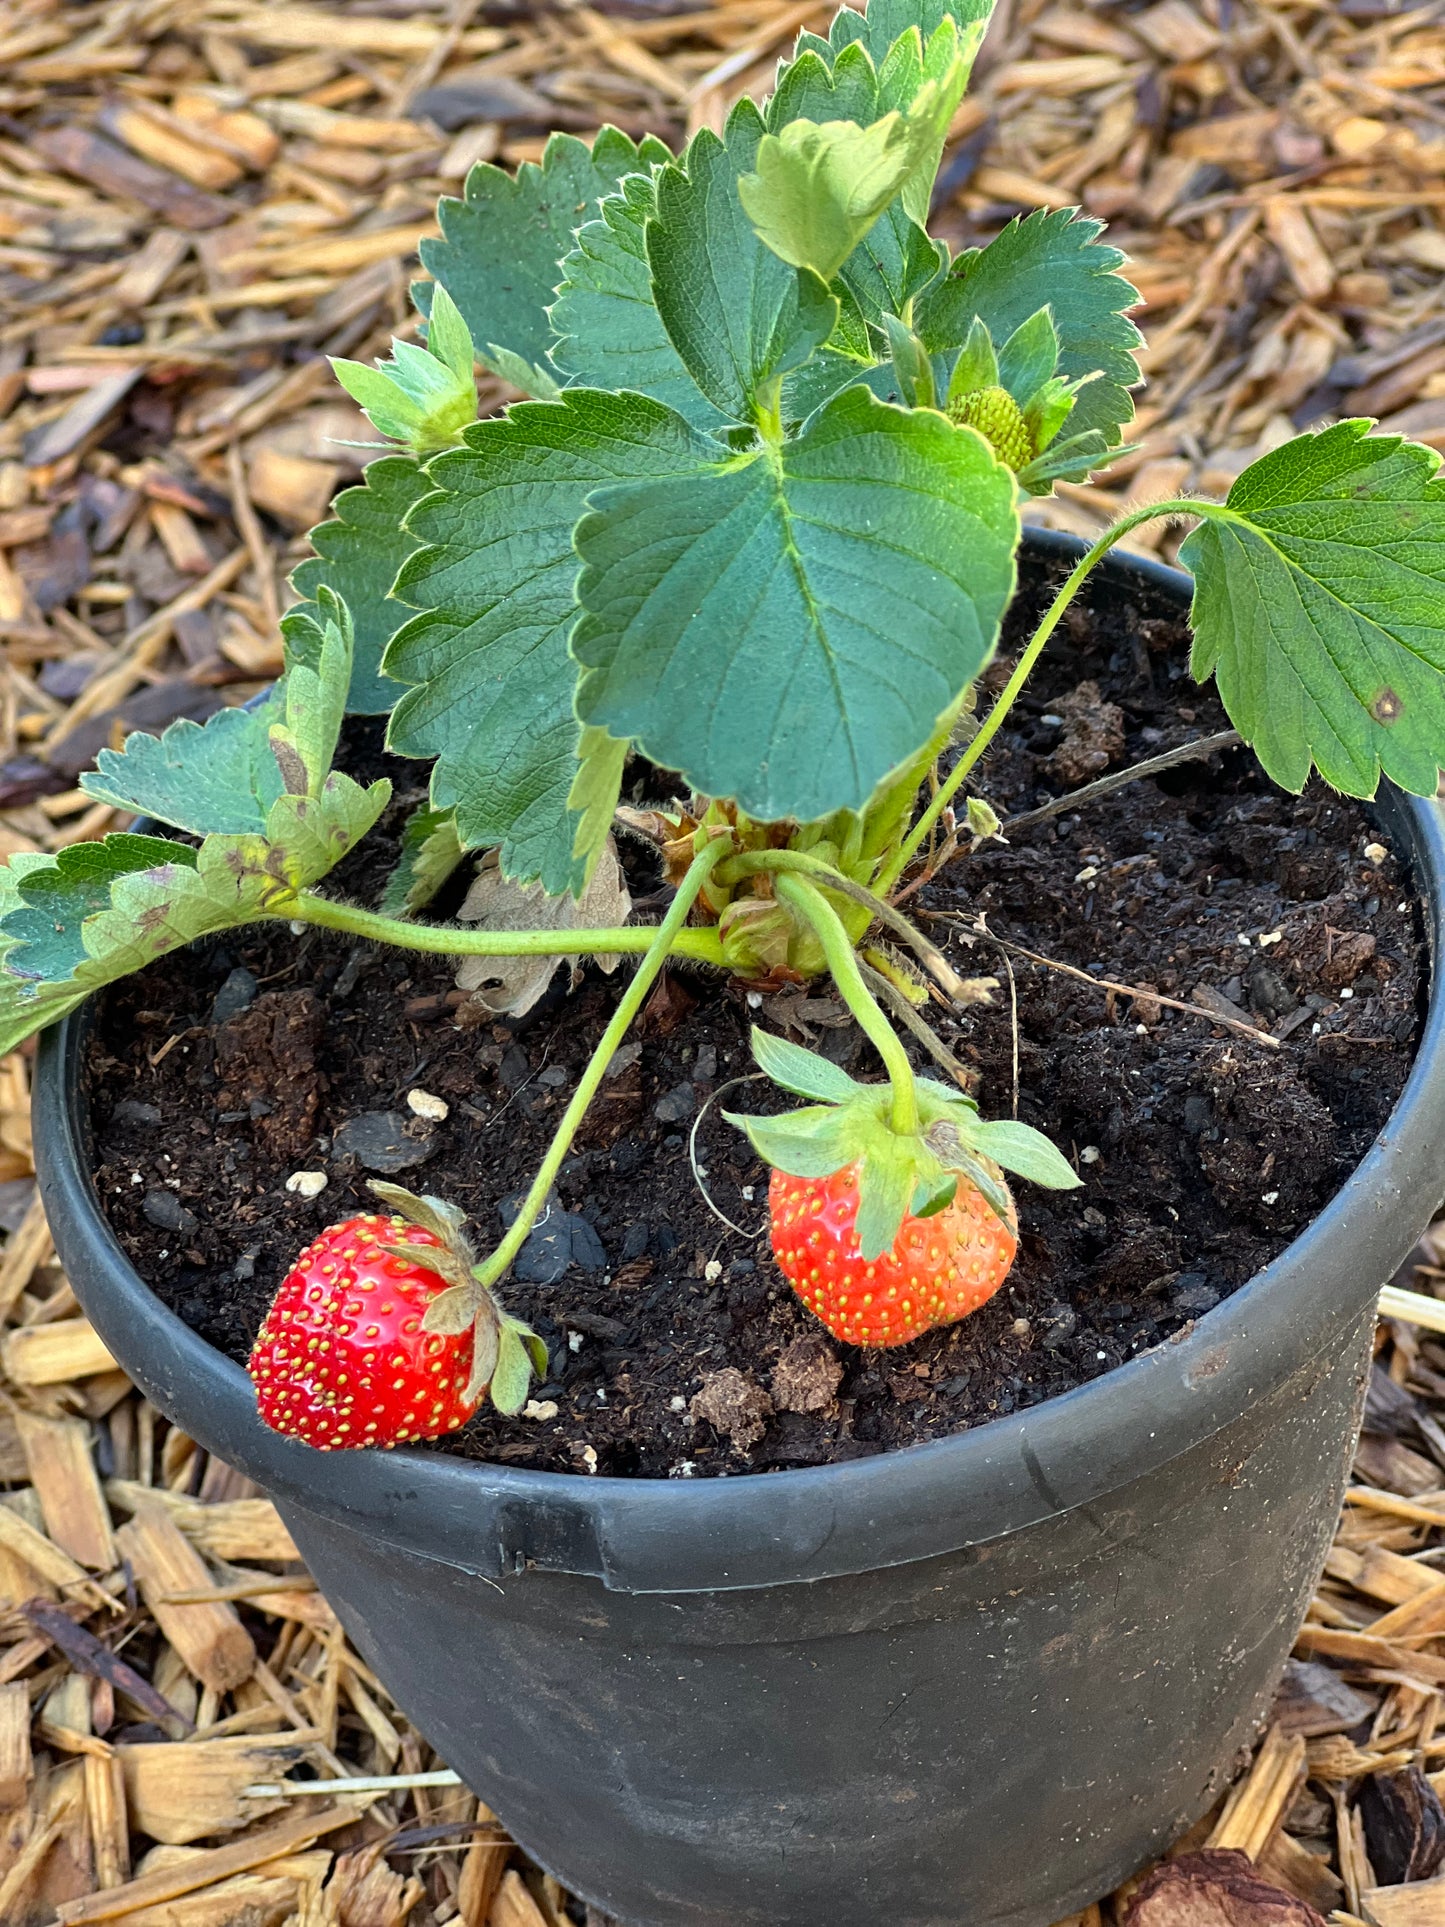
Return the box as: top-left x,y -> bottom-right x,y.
724,1027 -> 1081,1260
369,1182 -> 548,1415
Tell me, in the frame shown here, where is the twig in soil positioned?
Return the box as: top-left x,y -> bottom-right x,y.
1001,730 -> 1244,836
856,961 -> 978,1094
688,1077 -> 767,1240
243,1768 -> 463,1798
926,915 -> 1282,1051
1000,949 -> 1019,1119
1379,1285 -> 1445,1338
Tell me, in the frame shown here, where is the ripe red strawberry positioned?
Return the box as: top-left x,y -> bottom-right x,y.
249,1213 -> 478,1449
768,1162 -> 1018,1347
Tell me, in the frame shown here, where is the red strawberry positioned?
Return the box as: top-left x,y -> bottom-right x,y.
248,1213 -> 478,1449
768,1162 -> 1018,1347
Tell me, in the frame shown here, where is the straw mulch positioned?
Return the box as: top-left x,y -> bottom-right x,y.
2,0 -> 1445,1920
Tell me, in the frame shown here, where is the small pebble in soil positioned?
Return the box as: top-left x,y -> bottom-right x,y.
523,1400 -> 559,1421
406,1088 -> 449,1121
332,1111 -> 434,1173
654,1082 -> 697,1124
209,967 -> 257,1025
285,1171 -> 328,1199
142,1188 -> 196,1235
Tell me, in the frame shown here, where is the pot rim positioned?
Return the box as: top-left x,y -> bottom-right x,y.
33,533 -> 1445,1595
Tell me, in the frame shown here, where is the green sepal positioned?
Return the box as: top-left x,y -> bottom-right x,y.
490,1315 -> 548,1415
946,315 -> 998,402
853,1128 -> 918,1258
997,306 -> 1060,408
367,1180 -> 470,1244
748,1026 -> 865,1104
882,312 -> 934,407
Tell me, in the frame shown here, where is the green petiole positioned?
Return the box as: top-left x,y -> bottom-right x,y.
289,890 -> 727,965
878,497 -> 1228,896
774,871 -> 920,1139
469,837 -> 730,1294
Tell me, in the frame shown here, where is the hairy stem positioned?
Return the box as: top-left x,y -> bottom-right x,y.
289,890 -> 726,964
774,872 -> 919,1138
878,498 -> 1221,894
470,838 -> 730,1292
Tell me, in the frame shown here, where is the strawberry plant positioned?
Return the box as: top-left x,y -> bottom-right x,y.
5,0 -> 1445,1440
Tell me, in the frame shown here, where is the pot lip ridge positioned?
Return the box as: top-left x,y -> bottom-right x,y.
32,533 -> 1445,1596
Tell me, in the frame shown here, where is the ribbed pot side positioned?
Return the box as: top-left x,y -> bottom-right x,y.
33,539 -> 1445,1927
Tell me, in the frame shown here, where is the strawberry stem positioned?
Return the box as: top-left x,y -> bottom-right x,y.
288,891 -> 727,964
773,872 -> 920,1139
877,497 -> 1226,895
469,836 -> 731,1294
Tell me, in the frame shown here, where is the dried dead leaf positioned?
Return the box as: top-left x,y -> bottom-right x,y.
455,843 -> 631,1017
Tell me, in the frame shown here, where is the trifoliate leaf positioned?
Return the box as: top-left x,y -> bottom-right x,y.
749,1025 -> 864,1104
572,384 -> 1019,822
1180,421 -> 1445,797
0,775 -> 389,1055
649,109 -> 838,420
419,128 -> 668,392
289,456 -> 432,715
80,701 -> 284,836
917,208 -> 1141,449
551,172 -> 726,433
380,804 -> 466,916
384,391 -> 720,895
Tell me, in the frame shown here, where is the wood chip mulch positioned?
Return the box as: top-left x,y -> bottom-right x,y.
2,0 -> 1445,1920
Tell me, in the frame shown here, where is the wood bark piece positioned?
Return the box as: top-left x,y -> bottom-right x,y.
457,1801 -> 509,1925
32,126 -> 232,229
53,1803 -> 360,1923
17,1414 -> 116,1571
1210,1726 -> 1308,1860
85,1751 -> 129,1889
118,1737 -> 302,1842
0,1499 -> 106,1602
115,1505 -> 256,1694
1125,1848 -> 1326,1923
0,1679 -> 32,1808
21,1599 -> 187,1732
2,1318 -> 119,1385
1365,1881 -> 1445,1925
488,1870 -> 553,1927
105,1485 -> 301,1562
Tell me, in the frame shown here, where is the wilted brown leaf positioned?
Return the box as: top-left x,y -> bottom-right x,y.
454,843 -> 630,1017
1125,1850 -> 1326,1926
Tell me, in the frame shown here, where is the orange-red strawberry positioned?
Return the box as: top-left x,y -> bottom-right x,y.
249,1213 -> 478,1449
768,1162 -> 1018,1347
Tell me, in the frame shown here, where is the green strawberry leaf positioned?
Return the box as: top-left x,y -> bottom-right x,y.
380,804 -> 466,916
550,171 -> 727,434
749,1024 -> 865,1103
825,0 -> 995,67
419,128 -> 668,393
572,383 -> 1020,822
383,390 -> 721,894
767,39 -> 880,130
332,287 -> 477,456
80,702 -> 284,836
289,456 -> 433,715
271,587 -> 355,795
649,108 -> 838,421
567,726 -> 628,886
1180,421 -> 1445,797
0,776 -> 389,1055
917,208 -> 1142,449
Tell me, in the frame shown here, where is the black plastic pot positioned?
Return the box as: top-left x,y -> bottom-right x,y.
33,536 -> 1445,1927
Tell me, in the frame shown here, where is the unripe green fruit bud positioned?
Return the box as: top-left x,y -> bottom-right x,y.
947,385 -> 1033,472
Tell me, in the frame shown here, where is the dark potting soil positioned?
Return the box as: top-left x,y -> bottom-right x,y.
84,552 -> 1426,1478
